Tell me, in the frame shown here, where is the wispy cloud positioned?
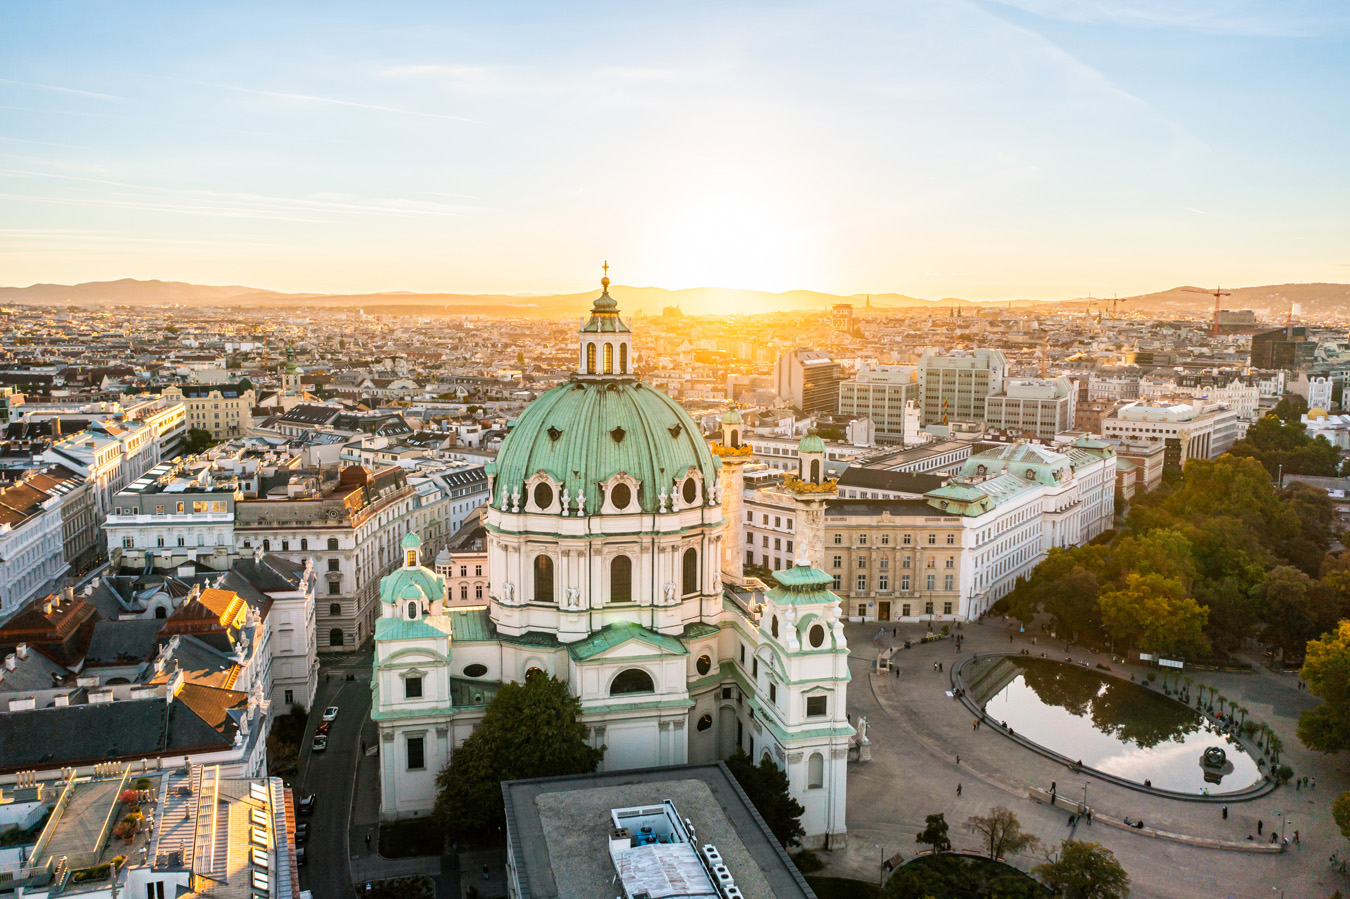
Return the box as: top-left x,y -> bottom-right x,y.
0,77 -> 122,101
200,81 -> 477,123
980,0 -> 1347,36
1184,207 -> 1207,214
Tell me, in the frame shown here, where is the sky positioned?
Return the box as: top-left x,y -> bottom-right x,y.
2,0 -> 1349,301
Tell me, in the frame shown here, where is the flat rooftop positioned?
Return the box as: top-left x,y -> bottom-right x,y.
502,763 -> 816,899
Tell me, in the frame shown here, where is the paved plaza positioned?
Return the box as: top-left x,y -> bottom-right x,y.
830,617 -> 1350,899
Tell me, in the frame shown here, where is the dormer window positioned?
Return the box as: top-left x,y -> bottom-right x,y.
406,601 -> 420,620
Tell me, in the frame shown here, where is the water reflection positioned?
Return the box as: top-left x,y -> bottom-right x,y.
978,657 -> 1263,794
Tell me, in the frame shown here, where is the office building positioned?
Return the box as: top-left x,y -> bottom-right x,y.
918,349 -> 1006,426
775,349 -> 842,416
837,365 -> 919,443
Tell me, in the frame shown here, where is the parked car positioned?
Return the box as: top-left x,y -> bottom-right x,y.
322,706 -> 339,722
295,822 -> 310,843
298,794 -> 315,815
312,735 -> 328,753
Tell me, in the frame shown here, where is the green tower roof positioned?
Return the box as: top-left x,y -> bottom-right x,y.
766,560 -> 839,606
797,433 -> 826,453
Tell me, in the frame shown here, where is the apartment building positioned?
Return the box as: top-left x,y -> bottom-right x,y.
104,460 -> 242,573
162,383 -> 257,440
0,472 -> 74,621
837,364 -> 919,443
983,376 -> 1075,439
1139,375 -> 1260,420
918,349 -> 1007,426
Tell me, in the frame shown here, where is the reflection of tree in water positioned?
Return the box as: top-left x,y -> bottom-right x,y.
1015,658 -> 1199,749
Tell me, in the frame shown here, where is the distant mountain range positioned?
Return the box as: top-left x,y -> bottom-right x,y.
2,277 -> 1348,319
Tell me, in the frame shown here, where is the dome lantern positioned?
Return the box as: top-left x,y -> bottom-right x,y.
578,261 -> 635,379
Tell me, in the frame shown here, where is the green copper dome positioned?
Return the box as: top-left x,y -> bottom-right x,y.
488,379 -> 719,515
798,432 -> 825,453
380,564 -> 445,605
721,408 -> 743,424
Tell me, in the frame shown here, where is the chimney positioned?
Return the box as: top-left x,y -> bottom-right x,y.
166,669 -> 185,702
61,587 -> 74,604
3,654 -> 14,671
15,644 -> 27,660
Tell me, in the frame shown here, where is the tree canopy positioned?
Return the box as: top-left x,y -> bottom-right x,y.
916,813 -> 952,853
182,427 -> 218,456
1298,621 -> 1350,753
964,806 -> 1039,861
1034,840 -> 1130,899
432,674 -> 602,840
725,749 -> 805,848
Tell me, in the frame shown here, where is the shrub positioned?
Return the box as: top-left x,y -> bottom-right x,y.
119,789 -> 141,806
133,777 -> 153,791
792,850 -> 825,873
1275,764 -> 1294,784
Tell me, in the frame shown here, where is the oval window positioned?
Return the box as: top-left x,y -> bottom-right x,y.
809,624 -> 826,648
533,482 -> 554,510
611,483 -> 632,509
696,655 -> 712,675
697,713 -> 713,731
682,478 -> 698,504
464,663 -> 488,678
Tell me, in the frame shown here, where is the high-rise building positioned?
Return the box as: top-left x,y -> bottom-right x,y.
1250,326 -> 1316,370
838,364 -> 919,443
918,349 -> 1006,426
775,348 -> 842,415
983,376 -> 1075,439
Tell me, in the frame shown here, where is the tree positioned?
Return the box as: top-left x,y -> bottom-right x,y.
1253,566 -> 1336,660
182,427 -> 217,455
433,674 -> 602,839
1097,573 -> 1209,658
964,806 -> 1039,861
1334,791 -> 1350,841
726,749 -> 806,848
1273,393 -> 1309,423
916,813 -> 951,853
1298,621 -> 1350,753
1035,840 -> 1131,899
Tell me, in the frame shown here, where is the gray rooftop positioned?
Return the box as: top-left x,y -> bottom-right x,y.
502,763 -> 816,899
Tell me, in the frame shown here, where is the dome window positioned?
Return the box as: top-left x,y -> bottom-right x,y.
463,663 -> 488,678
682,478 -> 698,505
406,601 -> 419,620
533,555 -> 554,603
668,424 -> 682,438
533,482 -> 554,510
682,548 -> 698,595
610,483 -> 632,510
547,426 -> 563,442
696,654 -> 712,675
697,713 -> 712,731
610,668 -> 655,696
610,555 -> 632,602
771,616 -> 779,638
809,624 -> 826,648
610,426 -> 626,444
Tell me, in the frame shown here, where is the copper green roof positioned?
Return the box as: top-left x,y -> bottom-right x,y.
401,532 -> 422,550
448,608 -> 496,642
765,563 -> 839,606
567,621 -> 689,661
797,433 -> 826,453
580,290 -> 631,333
375,616 -> 454,641
681,621 -> 721,640
721,408 -> 743,424
379,563 -> 445,605
489,378 -> 718,515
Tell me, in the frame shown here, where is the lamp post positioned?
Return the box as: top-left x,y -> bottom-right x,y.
877,844 -> 884,886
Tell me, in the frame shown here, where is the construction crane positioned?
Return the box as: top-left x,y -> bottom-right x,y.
1181,285 -> 1232,338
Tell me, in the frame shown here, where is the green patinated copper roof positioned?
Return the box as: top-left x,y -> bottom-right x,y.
765,562 -> 840,606
401,532 -> 422,550
448,608 -> 496,642
721,408 -> 743,424
567,621 -> 690,661
489,377 -> 718,515
681,621 -> 721,640
580,290 -> 631,333
375,616 -> 455,641
797,433 -> 825,453
379,559 -> 445,605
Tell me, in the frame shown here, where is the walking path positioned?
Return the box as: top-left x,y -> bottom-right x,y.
832,618 -> 1350,899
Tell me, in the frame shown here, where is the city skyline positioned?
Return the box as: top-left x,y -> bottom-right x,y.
3,1 -> 1349,300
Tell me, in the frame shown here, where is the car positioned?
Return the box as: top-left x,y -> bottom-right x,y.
298,794 -> 315,815
312,735 -> 328,753
314,722 -> 331,736
322,706 -> 339,722
295,822 -> 309,843
295,845 -> 307,865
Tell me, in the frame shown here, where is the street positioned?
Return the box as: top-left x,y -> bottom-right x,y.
296,651 -> 373,899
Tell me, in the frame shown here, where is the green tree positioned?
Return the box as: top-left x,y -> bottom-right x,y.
1273,393 -> 1309,422
1333,791 -> 1350,841
726,749 -> 806,848
182,427 -> 217,455
916,813 -> 952,853
432,675 -> 602,839
1298,621 -> 1350,753
1252,566 -> 1337,660
1097,574 -> 1209,657
964,806 -> 1039,861
1035,840 -> 1131,899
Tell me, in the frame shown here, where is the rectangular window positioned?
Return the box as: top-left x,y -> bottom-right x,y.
944,575 -> 954,590
762,536 -> 769,547
947,534 -> 955,545
774,538 -> 781,550
925,601 -> 934,615
475,565 -> 482,577
832,555 -> 842,568
879,558 -> 889,569
405,676 -> 423,699
927,534 -> 936,545
881,534 -> 890,545
903,533 -> 911,545
858,534 -> 867,545
902,603 -> 911,616
745,550 -> 754,565
156,536 -> 165,547
806,695 -> 827,717
833,575 -> 842,589
856,575 -> 866,591
769,682 -> 777,704
407,736 -> 425,771
926,574 -> 935,590
123,536 -> 135,549
774,516 -> 781,528
786,540 -> 793,553
833,533 -> 842,544
944,601 -> 953,614
752,658 -> 759,677
746,532 -> 753,544
284,689 -> 294,705
901,575 -> 910,591
857,558 -> 866,569
328,558 -> 340,571
946,557 -> 954,568
878,574 -> 889,591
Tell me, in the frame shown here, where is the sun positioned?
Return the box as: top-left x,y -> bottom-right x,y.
651,189 -> 815,297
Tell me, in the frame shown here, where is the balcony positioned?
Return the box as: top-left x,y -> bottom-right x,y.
104,512 -> 234,525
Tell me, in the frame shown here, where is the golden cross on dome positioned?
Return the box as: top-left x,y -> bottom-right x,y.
601,260 -> 610,290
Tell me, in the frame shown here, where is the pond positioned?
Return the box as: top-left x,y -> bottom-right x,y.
968,656 -> 1262,794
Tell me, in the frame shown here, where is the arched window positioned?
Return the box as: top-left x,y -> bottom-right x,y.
328,537 -> 339,551
262,539 -> 270,551
771,616 -> 779,638
586,342 -> 596,374
619,342 -> 628,374
533,482 -> 554,510
534,555 -> 554,603
525,666 -> 545,682
682,477 -> 697,505
610,668 -> 655,695
329,628 -> 345,647
682,547 -> 698,595
406,601 -> 419,620
603,342 -> 614,373
611,555 -> 632,603
807,752 -> 824,788
300,538 -> 308,551
154,606 -> 167,620
810,459 -> 821,483
730,428 -> 740,447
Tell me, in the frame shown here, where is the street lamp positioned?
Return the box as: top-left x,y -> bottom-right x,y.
876,844 -> 884,886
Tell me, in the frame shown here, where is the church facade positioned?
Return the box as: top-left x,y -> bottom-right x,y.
372,276 -> 852,846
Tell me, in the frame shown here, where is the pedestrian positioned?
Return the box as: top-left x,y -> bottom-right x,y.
1086,809 -> 1092,825
933,662 -> 937,672
1295,830 -> 1300,845
893,627 -> 897,637
366,833 -> 371,848
1222,806 -> 1228,820
1010,634 -> 1014,644
956,754 -> 961,767
1258,819 -> 1263,835
973,719 -> 979,731
1297,780 -> 1302,791
957,783 -> 962,796
1312,777 -> 1317,789
939,662 -> 944,673
483,864 -> 490,880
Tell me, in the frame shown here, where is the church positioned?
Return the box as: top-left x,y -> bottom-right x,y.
371,272 -> 852,847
